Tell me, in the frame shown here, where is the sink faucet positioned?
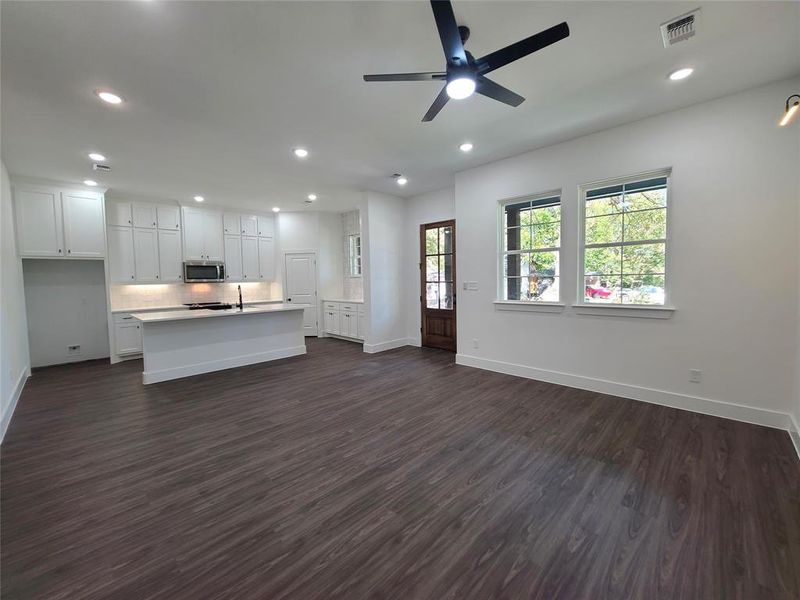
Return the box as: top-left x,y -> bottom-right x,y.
237,284 -> 243,310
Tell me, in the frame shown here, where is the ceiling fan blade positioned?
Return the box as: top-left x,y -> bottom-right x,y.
430,0 -> 467,67
422,86 -> 450,122
476,76 -> 525,107
475,22 -> 570,75
363,72 -> 447,82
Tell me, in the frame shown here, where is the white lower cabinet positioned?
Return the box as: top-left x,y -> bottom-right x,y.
322,300 -> 364,341
114,314 -> 143,355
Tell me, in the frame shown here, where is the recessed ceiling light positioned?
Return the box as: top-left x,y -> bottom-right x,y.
88,152 -> 106,162
459,142 -> 474,152
83,179 -> 98,187
94,89 -> 123,104
293,148 -> 309,158
272,207 -> 280,213
193,195 -> 204,202
446,77 -> 476,100
668,67 -> 694,81
396,176 -> 408,186
307,194 -> 317,201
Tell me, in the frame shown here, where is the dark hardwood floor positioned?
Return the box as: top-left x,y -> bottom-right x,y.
2,338 -> 799,599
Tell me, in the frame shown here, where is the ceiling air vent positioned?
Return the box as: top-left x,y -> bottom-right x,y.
660,8 -> 700,47
93,163 -> 111,172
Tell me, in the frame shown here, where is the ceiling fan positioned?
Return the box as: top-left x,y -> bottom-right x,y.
363,0 -> 569,122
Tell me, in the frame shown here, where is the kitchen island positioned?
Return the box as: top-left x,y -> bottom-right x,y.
131,304 -> 308,384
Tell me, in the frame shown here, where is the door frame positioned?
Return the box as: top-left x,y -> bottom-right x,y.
420,220 -> 456,351
282,250 -> 320,336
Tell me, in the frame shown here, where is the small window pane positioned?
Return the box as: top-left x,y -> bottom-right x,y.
426,283 -> 439,308
585,275 -> 619,303
503,254 -> 522,277
624,189 -> 666,211
443,254 -> 453,281
504,276 -> 523,301
504,227 -> 521,252
533,205 -> 561,224
426,256 -> 439,281
586,195 -> 624,217
622,243 -> 665,275
519,227 -> 533,251
534,276 -> 559,302
585,246 -> 621,276
586,214 -> 622,245
440,282 -> 453,309
425,229 -> 438,255
624,208 -> 666,242
532,222 -> 560,249
621,275 -> 665,305
441,226 -> 453,253
531,251 -> 558,274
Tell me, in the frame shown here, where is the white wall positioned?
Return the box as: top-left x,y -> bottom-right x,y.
403,188 -> 455,345
1,161 -> 31,439
454,78 -> 800,428
23,260 -> 110,367
363,191 -> 406,352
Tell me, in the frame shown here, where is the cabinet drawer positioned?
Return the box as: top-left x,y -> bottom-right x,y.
340,303 -> 357,312
113,313 -> 138,324
324,302 -> 339,311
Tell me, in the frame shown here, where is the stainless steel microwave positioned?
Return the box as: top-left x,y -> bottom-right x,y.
183,261 -> 225,283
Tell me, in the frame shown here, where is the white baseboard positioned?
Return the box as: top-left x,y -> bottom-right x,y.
363,338 -> 413,354
1,368 -> 30,443
142,345 -> 307,384
790,415 -> 800,460
456,353 -> 791,430
406,336 -> 421,347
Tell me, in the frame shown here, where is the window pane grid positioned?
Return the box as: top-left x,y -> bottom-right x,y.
425,225 -> 454,309
583,177 -> 667,305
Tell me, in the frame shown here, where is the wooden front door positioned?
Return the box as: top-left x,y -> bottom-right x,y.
420,220 -> 456,351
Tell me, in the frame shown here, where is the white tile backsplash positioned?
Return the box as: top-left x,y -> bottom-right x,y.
110,281 -> 280,310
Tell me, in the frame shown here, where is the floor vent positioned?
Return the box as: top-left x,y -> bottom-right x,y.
660,8 -> 700,47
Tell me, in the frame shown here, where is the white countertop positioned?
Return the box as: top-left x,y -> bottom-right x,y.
323,298 -> 364,304
131,303 -> 308,323
112,300 -> 281,314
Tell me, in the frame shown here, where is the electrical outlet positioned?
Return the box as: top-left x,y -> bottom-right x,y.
472,338 -> 479,349
689,369 -> 702,383
67,345 -> 81,355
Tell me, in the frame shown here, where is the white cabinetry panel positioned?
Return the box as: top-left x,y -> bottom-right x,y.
133,228 -> 160,282
157,205 -> 180,230
62,192 -> 105,258
108,226 -> 136,283
241,236 -> 259,280
132,204 -> 157,229
158,229 -> 183,282
14,188 -> 64,257
224,234 -> 243,281
257,237 -> 274,280
107,202 -> 132,227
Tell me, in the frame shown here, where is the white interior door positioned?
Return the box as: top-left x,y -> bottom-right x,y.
284,252 -> 317,336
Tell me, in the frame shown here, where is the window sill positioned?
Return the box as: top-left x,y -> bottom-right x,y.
494,300 -> 565,313
572,304 -> 675,319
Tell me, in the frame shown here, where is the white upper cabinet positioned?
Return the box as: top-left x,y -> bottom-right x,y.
157,205 -> 180,230
182,207 -> 223,261
223,213 -> 239,235
257,215 -> 274,238
258,237 -> 275,280
61,191 -> 106,258
241,215 -> 258,237
132,203 -> 157,229
14,187 -> 64,257
107,202 -> 133,227
107,226 -> 136,283
158,229 -> 183,282
203,212 -> 224,260
224,234 -> 243,281
241,236 -> 259,280
133,228 -> 160,282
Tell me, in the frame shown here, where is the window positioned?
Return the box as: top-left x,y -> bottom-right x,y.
581,172 -> 668,305
500,193 -> 561,302
348,234 -> 361,277
424,223 -> 454,309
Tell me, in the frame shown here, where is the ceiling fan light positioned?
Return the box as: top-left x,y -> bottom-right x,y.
446,77 -> 475,100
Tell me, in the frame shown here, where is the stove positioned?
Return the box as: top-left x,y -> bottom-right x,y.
183,302 -> 233,311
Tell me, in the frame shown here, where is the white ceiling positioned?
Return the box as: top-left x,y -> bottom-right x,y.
2,1 -> 799,212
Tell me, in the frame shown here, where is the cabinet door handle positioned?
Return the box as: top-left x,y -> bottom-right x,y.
131,275 -> 135,279
136,326 -> 140,329
67,249 -> 71,253
122,316 -> 133,320
58,249 -> 62,254
128,220 -> 132,224
155,275 -> 159,279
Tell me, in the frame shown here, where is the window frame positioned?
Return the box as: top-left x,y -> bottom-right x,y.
576,168 -> 674,315
348,233 -> 362,278
496,189 -> 564,309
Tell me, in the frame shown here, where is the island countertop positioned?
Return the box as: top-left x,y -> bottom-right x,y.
131,303 -> 309,323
